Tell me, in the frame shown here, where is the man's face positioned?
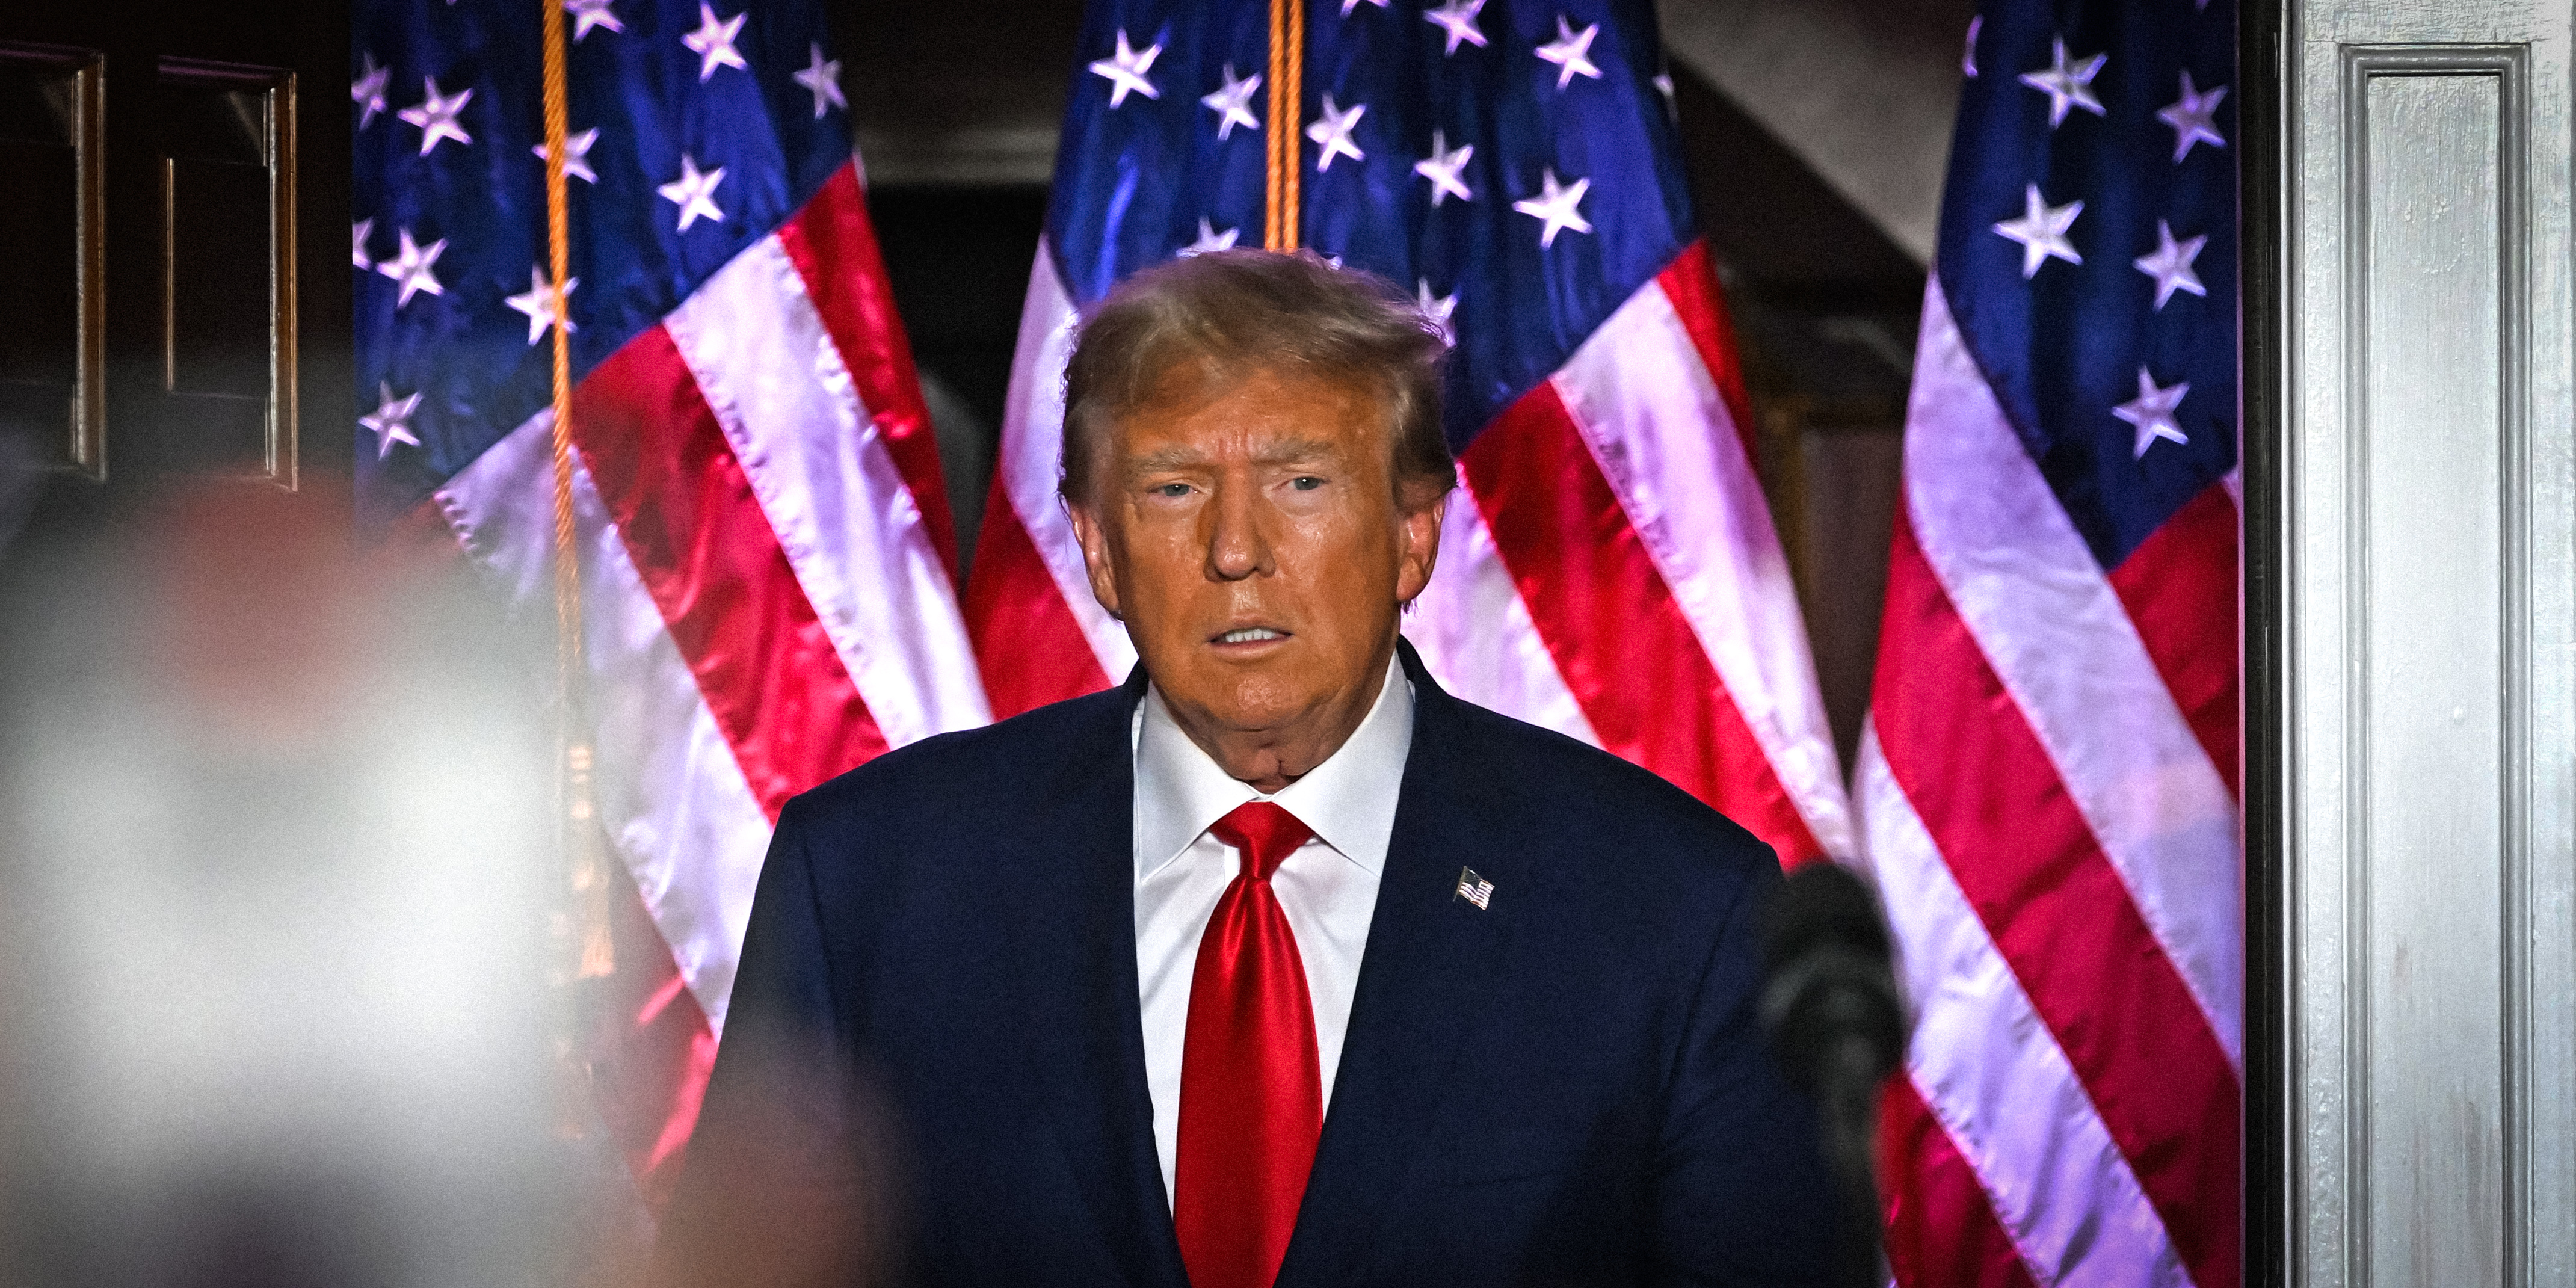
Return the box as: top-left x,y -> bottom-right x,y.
1068,364 -> 1444,789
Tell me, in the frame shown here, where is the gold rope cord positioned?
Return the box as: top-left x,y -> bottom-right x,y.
539,0 -> 614,983
1265,0 -> 1303,250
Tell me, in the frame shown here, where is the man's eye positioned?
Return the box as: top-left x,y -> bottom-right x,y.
1153,482 -> 1192,498
1290,476 -> 1324,491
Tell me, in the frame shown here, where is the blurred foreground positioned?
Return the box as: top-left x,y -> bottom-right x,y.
0,482 -> 620,1287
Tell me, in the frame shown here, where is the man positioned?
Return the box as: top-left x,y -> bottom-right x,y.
656,251 -> 1837,1288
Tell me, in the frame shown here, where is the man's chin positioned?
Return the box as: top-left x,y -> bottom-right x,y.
1194,695 -> 1317,739
1162,683 -> 1329,741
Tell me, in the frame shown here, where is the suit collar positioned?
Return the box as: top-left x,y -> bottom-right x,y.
1279,639 -> 1530,1286
999,673 -> 1190,1288
1270,654 -> 1413,878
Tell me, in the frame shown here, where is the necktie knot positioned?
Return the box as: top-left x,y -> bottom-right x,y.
1207,801 -> 1313,883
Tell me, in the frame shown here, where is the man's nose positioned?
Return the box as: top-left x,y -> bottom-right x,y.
1204,476 -> 1275,581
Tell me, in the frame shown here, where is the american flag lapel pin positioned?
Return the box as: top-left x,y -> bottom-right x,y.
1455,867 -> 1494,910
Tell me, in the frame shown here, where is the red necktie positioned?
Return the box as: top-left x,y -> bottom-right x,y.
1174,801 -> 1322,1288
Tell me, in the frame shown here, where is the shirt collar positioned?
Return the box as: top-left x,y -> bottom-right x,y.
1133,653 -> 1414,883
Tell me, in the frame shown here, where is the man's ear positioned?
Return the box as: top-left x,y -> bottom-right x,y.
1064,496 -> 1126,622
1393,491 -> 1445,606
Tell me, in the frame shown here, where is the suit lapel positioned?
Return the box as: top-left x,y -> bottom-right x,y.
1277,646 -> 1526,1287
999,671 -> 1190,1288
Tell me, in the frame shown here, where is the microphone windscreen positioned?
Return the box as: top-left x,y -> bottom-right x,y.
1760,861 -> 1893,976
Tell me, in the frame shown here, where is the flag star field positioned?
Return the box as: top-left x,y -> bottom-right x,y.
354,0 -> 848,526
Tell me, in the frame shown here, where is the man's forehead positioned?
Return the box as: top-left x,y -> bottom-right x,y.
1132,359 -> 1372,415
1118,363 -> 1381,422
1121,434 -> 1346,472
1113,368 -> 1385,456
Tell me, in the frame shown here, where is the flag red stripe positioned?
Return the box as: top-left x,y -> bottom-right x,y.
1461,382 -> 1825,864
2105,482 -> 2240,800
1653,240 -> 1761,464
593,851 -> 719,1214
1874,504 -> 2240,1288
965,479 -> 1114,718
772,162 -> 960,575
1879,1074 -> 2041,1288
573,325 -> 890,819
634,971 -> 721,1177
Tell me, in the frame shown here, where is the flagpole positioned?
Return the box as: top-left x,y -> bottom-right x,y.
1265,0 -> 1302,250
539,0 -> 614,1004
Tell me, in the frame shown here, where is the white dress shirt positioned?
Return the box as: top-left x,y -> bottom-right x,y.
1131,655 -> 1414,1206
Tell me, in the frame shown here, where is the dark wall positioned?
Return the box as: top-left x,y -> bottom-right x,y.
1671,66 -> 1918,768
0,0 -> 352,547
864,185 -> 1049,579
834,0 -> 1077,580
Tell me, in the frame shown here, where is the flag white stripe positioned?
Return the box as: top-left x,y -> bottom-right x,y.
437,410 -> 772,1034
997,242 -> 1138,680
1404,493 -> 1600,744
1551,282 -> 1853,857
1899,280 -> 2241,1062
1856,725 -> 2190,1288
665,236 -> 991,748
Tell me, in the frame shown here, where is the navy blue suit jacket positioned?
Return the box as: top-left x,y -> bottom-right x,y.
657,642 -> 1837,1288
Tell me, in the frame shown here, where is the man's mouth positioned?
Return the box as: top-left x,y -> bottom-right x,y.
1213,627 -> 1289,645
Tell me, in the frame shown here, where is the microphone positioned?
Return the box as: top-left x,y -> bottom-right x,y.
1759,860 -> 1905,1288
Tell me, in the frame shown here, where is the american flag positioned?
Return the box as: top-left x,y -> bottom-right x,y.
967,0 -> 1852,871
353,0 -> 987,1207
1860,2 -> 2241,1287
